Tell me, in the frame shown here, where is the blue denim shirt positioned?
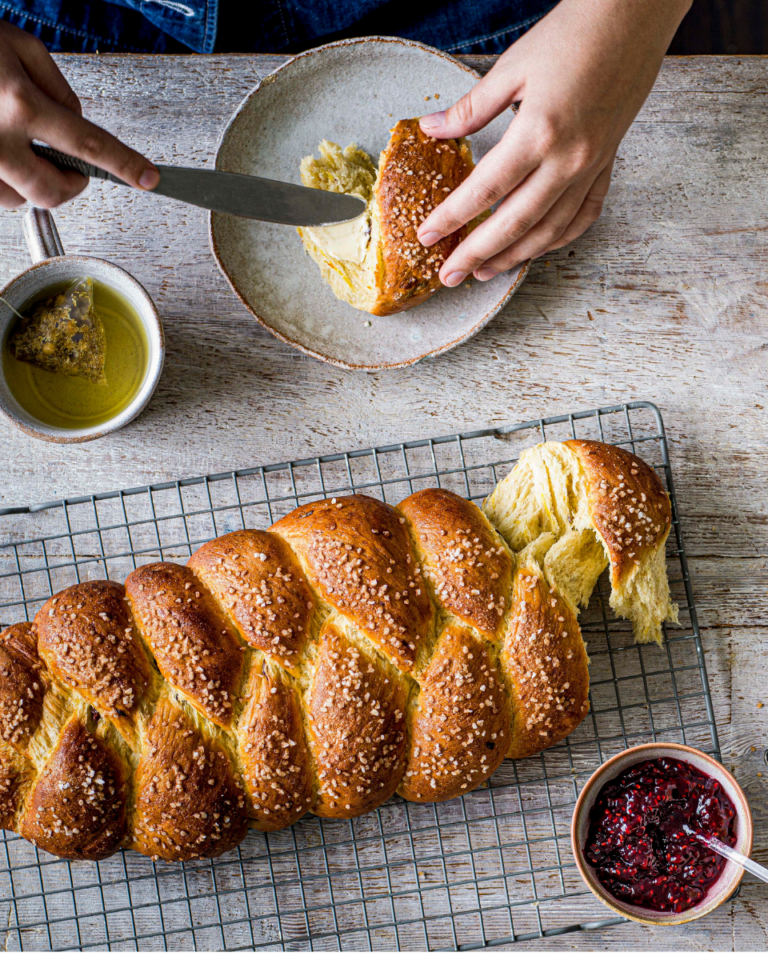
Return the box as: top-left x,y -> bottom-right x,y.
0,0 -> 560,54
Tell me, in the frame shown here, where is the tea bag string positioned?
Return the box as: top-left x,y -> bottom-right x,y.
0,296 -> 24,321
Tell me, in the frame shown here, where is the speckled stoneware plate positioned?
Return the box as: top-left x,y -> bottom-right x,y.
210,36 -> 528,370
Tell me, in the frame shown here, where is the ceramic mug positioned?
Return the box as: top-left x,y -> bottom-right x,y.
0,208 -> 164,443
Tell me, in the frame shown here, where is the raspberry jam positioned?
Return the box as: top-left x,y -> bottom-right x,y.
584,757 -> 737,913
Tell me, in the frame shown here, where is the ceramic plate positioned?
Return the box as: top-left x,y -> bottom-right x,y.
210,36 -> 528,370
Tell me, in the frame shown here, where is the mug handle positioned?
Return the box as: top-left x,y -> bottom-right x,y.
23,208 -> 65,263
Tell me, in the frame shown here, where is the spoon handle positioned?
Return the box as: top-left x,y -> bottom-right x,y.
700,834 -> 768,884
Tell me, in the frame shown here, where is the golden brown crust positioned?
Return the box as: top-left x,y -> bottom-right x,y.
399,489 -> 512,638
131,698 -> 248,861
188,530 -> 315,672
125,563 -> 244,729
20,717 -> 127,860
35,581 -> 150,737
0,623 -> 46,752
238,663 -> 314,830
372,119 -> 473,316
0,744 -> 34,831
564,440 -> 672,587
0,621 -> 41,668
398,626 -> 510,803
502,564 -> 590,760
271,495 -> 432,674
306,623 -> 408,818
0,440 -> 675,862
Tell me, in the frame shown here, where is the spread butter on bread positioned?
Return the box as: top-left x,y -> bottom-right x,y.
298,118 -> 474,315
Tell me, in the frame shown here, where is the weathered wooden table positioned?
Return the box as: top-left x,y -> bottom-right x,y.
0,53 -> 766,949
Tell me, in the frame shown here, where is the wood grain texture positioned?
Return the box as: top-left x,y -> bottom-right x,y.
0,53 -> 766,949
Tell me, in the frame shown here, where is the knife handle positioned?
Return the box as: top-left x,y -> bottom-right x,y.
31,143 -> 127,185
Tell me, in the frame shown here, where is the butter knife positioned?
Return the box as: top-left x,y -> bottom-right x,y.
31,143 -> 365,227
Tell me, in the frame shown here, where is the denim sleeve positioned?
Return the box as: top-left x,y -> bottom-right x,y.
0,0 -> 208,51
0,0 -> 561,55
216,0 -> 561,55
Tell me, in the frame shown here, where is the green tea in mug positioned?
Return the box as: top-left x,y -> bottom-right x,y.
3,279 -> 149,430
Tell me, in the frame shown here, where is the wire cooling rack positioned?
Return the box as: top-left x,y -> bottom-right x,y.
0,400 -> 719,950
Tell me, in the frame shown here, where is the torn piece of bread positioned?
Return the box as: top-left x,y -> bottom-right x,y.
298,118 -> 474,316
483,440 -> 679,644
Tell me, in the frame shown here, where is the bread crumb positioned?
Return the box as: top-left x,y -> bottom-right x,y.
434,94 -> 440,99
759,702 -> 764,708
424,96 -> 430,101
364,320 -> 371,327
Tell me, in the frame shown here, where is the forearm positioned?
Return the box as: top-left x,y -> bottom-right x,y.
571,0 -> 693,40
522,0 -> 694,134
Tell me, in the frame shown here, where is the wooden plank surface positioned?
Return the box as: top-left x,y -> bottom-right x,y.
0,53 -> 767,950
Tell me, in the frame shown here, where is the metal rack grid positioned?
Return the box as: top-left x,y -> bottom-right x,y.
0,400 -> 719,951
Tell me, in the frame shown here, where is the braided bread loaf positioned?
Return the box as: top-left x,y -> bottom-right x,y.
0,440 -> 676,862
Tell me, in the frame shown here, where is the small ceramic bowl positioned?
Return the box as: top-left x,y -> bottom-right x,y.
571,742 -> 753,925
0,208 -> 164,443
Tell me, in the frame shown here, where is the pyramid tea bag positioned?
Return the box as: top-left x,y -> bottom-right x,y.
9,278 -> 107,384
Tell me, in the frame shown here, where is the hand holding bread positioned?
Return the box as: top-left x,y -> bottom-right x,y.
296,0 -> 692,311
298,119 -> 474,315
416,0 -> 693,286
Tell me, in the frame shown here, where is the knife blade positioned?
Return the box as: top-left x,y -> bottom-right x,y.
31,143 -> 366,226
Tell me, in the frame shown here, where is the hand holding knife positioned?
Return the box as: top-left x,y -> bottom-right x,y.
31,142 -> 365,227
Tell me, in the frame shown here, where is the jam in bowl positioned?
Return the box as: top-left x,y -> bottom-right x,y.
584,756 -> 736,913
571,743 -> 753,925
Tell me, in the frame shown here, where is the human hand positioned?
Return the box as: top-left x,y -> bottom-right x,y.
418,0 -> 692,285
0,21 -> 159,209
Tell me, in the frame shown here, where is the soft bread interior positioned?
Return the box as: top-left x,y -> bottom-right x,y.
484,442 -> 677,644
298,126 -> 479,316
610,546 -> 678,644
297,141 -> 380,313
514,532 -> 595,659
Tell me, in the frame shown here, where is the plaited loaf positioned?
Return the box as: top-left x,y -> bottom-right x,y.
0,441 -> 676,862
